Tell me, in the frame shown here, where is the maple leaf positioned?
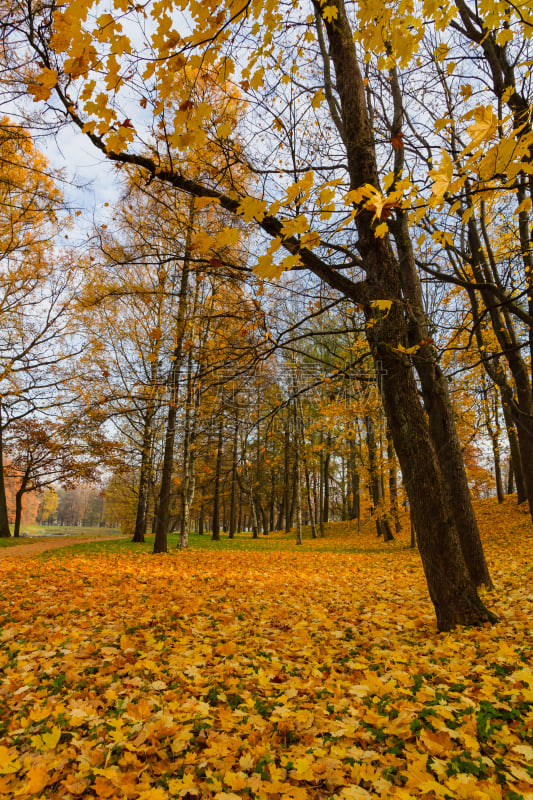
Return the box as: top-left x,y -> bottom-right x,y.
27,68 -> 58,102
391,131 -> 404,151
465,105 -> 498,149
322,5 -> 339,22
430,151 -> 453,200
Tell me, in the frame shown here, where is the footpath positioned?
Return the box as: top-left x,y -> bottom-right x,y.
0,534 -> 124,559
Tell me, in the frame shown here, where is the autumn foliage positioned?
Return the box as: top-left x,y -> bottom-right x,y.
0,498 -> 531,800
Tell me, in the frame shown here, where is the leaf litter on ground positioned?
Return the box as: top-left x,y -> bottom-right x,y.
0,497 -> 531,800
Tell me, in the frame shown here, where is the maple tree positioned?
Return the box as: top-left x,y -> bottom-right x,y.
2,0 -> 533,628
3,416 -> 103,537
0,118 -> 81,538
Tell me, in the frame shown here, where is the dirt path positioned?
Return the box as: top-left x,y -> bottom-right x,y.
0,535 -> 125,559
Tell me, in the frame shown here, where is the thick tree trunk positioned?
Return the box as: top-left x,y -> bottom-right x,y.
319,0 -> 495,628
392,211 -> 490,585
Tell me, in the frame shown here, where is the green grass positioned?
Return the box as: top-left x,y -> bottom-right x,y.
0,525 -> 122,548
38,518 -> 409,559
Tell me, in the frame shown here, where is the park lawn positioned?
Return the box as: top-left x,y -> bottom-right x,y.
0,525 -> 122,548
0,497 -> 531,800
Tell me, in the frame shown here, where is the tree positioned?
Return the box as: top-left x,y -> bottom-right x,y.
5,0 -> 524,627
0,119 -> 79,537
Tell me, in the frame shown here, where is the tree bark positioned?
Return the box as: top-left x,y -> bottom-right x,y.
387,428 -> 402,533
211,415 -> 224,541
229,417 -> 239,539
13,466 -> 31,538
153,201 -> 195,553
293,401 -> 303,545
132,407 -> 154,543
502,403 -> 525,502
323,432 -> 331,524
0,408 -> 12,537
318,0 -> 495,629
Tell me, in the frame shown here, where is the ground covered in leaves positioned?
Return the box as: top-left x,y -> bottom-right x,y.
0,498 -> 532,800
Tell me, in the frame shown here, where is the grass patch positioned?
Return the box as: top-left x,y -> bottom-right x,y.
40,517 -> 411,559
0,525 -> 122,549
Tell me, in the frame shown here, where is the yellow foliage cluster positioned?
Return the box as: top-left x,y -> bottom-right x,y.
0,499 -> 532,799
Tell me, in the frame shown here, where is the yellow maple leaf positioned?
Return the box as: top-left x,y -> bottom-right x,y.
237,196 -> 268,223
430,150 -> 453,200
370,299 -> 393,316
27,68 -> 58,102
465,105 -> 498,149
311,89 -> 325,109
32,724 -> 61,751
0,746 -> 21,775
217,122 -> 233,139
22,764 -> 53,795
322,5 -> 339,22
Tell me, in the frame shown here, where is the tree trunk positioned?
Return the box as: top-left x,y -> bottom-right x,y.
229,417 -> 239,539
297,397 -> 317,539
293,402 -> 303,545
502,402 -> 525,502
153,201 -> 194,553
382,57 -> 491,585
387,428 -> 402,533
0,410 -> 11,537
348,437 -> 360,522
211,415 -> 224,541
13,471 -> 31,538
269,468 -> 276,533
132,407 -> 154,543
198,500 -> 204,535
319,435 -> 325,537
283,415 -> 291,532
323,433 -> 331,523
318,0 -> 495,628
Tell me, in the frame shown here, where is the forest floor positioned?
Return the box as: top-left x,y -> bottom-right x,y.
0,496 -> 531,800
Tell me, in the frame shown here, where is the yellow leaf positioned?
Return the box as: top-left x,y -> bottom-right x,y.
27,68 -> 59,101
237,196 -> 268,223
311,89 -> 325,109
0,746 -> 20,775
370,299 -> 393,316
430,150 -> 453,200
515,196 -> 532,215
340,787 -> 372,799
322,5 -> 339,22
465,105 -> 498,149
217,122 -> 232,139
22,764 -> 53,795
